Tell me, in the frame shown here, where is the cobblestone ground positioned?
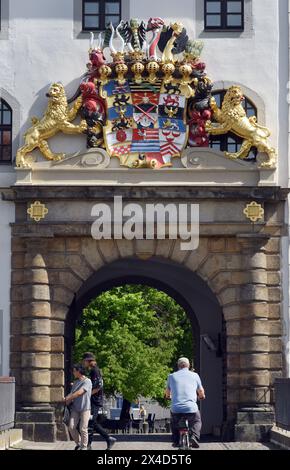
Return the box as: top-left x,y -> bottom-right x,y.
13,435 -> 278,451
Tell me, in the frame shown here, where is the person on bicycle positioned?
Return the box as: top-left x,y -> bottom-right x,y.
165,357 -> 205,448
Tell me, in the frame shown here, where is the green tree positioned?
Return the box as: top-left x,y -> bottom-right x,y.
74,285 -> 193,403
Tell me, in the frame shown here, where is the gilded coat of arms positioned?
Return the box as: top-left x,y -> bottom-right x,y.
81,19 -> 212,169
16,18 -> 276,170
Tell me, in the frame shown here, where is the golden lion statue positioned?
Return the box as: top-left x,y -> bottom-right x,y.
205,86 -> 277,168
16,83 -> 87,168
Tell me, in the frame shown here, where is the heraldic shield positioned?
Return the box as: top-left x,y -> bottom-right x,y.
101,78 -> 189,169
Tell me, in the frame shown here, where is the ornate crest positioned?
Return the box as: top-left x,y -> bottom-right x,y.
15,18 -> 277,170
85,19 -> 209,169
100,77 -> 189,168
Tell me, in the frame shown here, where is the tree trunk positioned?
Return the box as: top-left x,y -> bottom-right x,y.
120,398 -> 131,421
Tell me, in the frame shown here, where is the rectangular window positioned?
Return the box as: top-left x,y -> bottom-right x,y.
82,0 -> 121,31
204,0 -> 244,31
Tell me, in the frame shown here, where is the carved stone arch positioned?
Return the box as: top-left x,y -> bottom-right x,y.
0,88 -> 21,159
12,227 -> 284,442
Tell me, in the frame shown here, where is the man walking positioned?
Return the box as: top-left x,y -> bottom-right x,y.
165,357 -> 205,448
64,364 -> 92,450
82,352 -> 116,450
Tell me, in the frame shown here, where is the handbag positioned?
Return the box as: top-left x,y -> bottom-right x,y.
63,379 -> 87,425
63,405 -> 71,426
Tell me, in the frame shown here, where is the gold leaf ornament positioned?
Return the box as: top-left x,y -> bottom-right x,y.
243,202 -> 264,223
27,201 -> 49,222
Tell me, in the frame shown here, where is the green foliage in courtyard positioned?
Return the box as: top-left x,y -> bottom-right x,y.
74,285 -> 193,403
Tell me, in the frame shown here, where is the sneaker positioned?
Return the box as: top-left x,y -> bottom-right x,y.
106,437 -> 117,450
190,437 -> 200,449
74,445 -> 81,450
80,446 -> 88,450
87,444 -> 92,450
172,443 -> 180,448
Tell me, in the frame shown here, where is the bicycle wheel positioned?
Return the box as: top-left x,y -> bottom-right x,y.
181,433 -> 190,450
184,433 -> 190,450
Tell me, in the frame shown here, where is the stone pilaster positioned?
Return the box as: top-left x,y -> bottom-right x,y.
234,233 -> 276,442
14,239 -> 56,442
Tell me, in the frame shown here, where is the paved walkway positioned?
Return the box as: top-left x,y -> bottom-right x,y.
13,435 -> 278,451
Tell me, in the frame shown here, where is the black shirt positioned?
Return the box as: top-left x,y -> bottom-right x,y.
89,366 -> 104,407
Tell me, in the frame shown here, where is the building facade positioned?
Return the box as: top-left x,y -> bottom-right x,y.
0,0 -> 289,441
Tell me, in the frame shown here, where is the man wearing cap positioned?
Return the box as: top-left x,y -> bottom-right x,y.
165,357 -> 205,448
82,352 -> 116,450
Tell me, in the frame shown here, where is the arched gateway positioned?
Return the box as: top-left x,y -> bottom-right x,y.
9,184 -> 286,443
7,17 -> 286,444
66,258 -> 224,436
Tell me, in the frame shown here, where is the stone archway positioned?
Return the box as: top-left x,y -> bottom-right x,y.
11,233 -> 282,442
8,184 -> 286,442
65,257 -> 224,436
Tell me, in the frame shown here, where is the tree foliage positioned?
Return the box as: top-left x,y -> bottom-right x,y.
74,285 -> 193,403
